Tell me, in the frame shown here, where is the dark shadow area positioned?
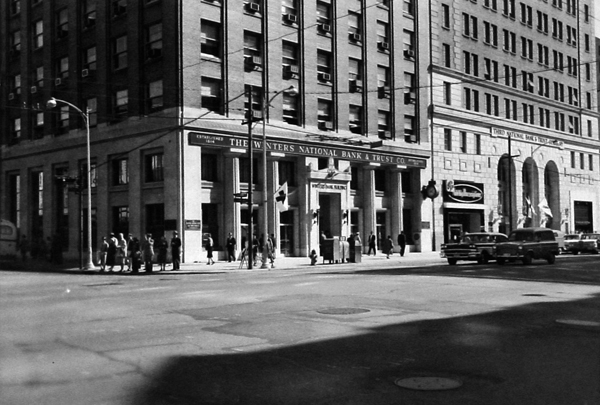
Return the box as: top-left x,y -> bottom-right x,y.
325,255 -> 600,286
131,293 -> 600,405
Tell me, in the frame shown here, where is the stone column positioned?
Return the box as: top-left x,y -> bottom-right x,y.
389,167 -> 404,252
224,151 -> 242,257
362,164 -> 377,253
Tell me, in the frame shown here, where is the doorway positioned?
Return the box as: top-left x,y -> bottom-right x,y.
319,193 -> 341,238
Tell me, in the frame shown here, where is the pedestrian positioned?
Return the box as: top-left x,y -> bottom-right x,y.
367,231 -> 377,255
397,230 -> 407,257
157,236 -> 168,271
266,234 -> 275,268
130,237 -> 141,274
126,233 -> 134,271
252,234 -> 259,265
226,232 -> 236,262
309,249 -> 318,266
142,233 -> 154,272
116,233 -> 127,272
205,233 -> 215,265
99,236 -> 109,271
386,235 -> 394,259
18,235 -> 29,261
106,233 -> 118,271
170,231 -> 182,270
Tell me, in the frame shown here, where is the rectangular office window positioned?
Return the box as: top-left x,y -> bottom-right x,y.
282,93 -> 299,125
201,20 -> 221,58
146,23 -> 163,59
444,128 -> 452,151
84,46 -> 97,71
278,161 -> 297,187
86,98 -> 98,127
56,8 -> 68,38
349,105 -> 363,134
58,106 -> 69,131
57,57 -> 69,79
34,20 -> 44,48
114,89 -> 128,117
443,82 -> 451,105
460,131 -> 468,153
442,4 -> 450,29
580,153 -> 584,170
201,153 -> 218,181
442,43 -> 451,67
377,110 -> 390,138
113,36 -> 128,70
317,50 -> 332,75
201,77 -> 222,113
589,155 -> 593,171
570,151 -> 576,168
112,158 -> 129,185
475,134 -> 481,155
148,80 -> 163,111
145,152 -> 164,182
84,0 -> 97,27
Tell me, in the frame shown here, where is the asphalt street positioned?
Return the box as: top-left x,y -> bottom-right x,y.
1,253 -> 600,405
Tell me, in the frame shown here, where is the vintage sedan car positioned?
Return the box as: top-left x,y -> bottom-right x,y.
581,233 -> 600,254
441,232 -> 508,265
496,227 -> 559,265
564,233 -> 598,254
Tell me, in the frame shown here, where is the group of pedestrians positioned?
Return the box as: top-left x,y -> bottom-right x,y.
367,230 -> 408,258
207,232 -> 276,267
98,231 -> 182,274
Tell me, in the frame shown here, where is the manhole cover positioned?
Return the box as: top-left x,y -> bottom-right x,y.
317,308 -> 370,315
395,377 -> 462,391
556,319 -> 600,329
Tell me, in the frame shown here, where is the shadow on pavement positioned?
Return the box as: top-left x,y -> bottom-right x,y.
327,255 -> 600,286
130,293 -> 600,405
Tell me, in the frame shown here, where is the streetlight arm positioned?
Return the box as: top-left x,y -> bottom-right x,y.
47,97 -> 90,125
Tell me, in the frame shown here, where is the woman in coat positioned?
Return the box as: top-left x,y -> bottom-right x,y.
141,233 -> 154,272
157,236 -> 168,271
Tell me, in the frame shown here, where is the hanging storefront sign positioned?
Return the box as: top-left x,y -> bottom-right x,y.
443,180 -> 484,204
188,132 -> 428,169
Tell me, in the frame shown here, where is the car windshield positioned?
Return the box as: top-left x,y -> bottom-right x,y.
508,231 -> 534,241
462,234 -> 488,243
582,234 -> 600,240
565,235 -> 580,240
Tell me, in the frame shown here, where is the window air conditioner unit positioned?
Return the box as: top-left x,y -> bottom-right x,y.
30,86 -> 38,94
378,86 -> 391,99
404,92 -> 416,104
404,47 -> 415,59
246,2 -> 260,12
55,78 -> 64,86
318,121 -> 333,130
382,130 -> 392,139
349,33 -> 362,42
8,93 -> 15,101
407,134 -> 417,143
244,55 -> 262,71
377,41 -> 390,51
284,13 -> 297,23
82,69 -> 90,77
349,79 -> 363,92
284,65 -> 300,77
318,72 -> 331,82
318,23 -> 331,33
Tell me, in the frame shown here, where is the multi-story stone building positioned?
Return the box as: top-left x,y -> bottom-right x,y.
429,0 -> 599,245
1,0 -> 434,263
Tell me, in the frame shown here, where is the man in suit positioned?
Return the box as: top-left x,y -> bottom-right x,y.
170,231 -> 182,270
367,231 -> 377,255
226,232 -> 236,262
397,230 -> 407,257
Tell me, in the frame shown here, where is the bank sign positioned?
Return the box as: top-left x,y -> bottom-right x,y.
188,132 -> 427,169
443,180 -> 484,204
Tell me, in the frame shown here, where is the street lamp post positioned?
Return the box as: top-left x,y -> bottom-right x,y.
47,97 -> 95,271
259,85 -> 297,269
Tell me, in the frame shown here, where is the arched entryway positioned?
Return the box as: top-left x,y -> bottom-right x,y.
521,158 -> 539,228
498,154 -> 517,234
543,161 -> 560,229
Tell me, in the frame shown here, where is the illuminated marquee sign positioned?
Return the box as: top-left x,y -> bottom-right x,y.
443,180 -> 484,204
188,132 -> 427,169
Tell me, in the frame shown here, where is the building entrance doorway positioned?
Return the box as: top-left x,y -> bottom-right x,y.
279,210 -> 294,257
319,193 -> 341,238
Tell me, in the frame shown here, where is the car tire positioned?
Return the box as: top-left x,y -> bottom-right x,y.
497,258 -> 505,265
547,253 -> 556,264
448,258 -> 457,265
572,249 -> 579,255
479,251 -> 490,264
522,252 -> 533,265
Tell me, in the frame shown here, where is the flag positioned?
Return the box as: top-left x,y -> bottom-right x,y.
525,197 -> 536,217
538,197 -> 553,218
275,182 -> 289,212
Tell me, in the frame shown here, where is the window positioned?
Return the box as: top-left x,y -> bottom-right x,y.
201,20 -> 221,58
282,92 -> 299,125
349,58 -> 362,84
244,31 -> 261,58
11,118 -> 21,139
282,0 -> 297,15
33,111 -> 44,139
316,1 -> 331,23
348,12 -> 362,39
444,128 -> 452,151
317,50 -> 332,76
484,22 -> 498,46
502,0 -> 515,18
112,158 -> 129,185
589,155 -> 593,171
374,169 -> 387,192
443,82 -> 452,105
201,153 -> 218,181
377,65 -> 390,87
113,36 -> 128,70
484,0 -> 498,11
463,52 -> 478,76
86,98 -> 97,126
148,80 -> 163,111
442,4 -> 450,28
10,30 -> 21,54
240,157 -> 258,184
464,88 -> 479,111
57,57 -> 69,80
10,0 -> 20,14
279,161 -> 297,187
10,74 -> 21,95
114,89 -> 128,117
460,131 -> 468,153
404,115 -> 416,142
503,29 -> 516,53
56,8 -> 68,38
145,152 -> 164,182
318,99 -> 333,129
84,46 -> 97,71
282,41 -> 298,67
84,0 -> 97,27
112,206 -> 130,236
484,58 -> 498,81
475,134 -> 481,155
146,23 -> 163,59
570,151 -> 575,168
520,3 -> 532,26
378,110 -> 391,139
201,77 -> 222,113
34,66 -> 44,88
112,0 -> 127,17
244,85 -> 263,118
579,153 -> 584,170
33,20 -> 44,48
349,105 -> 363,134
403,30 -> 415,56
403,0 -> 414,15
377,20 -> 389,47
57,105 -> 69,131
462,14 -> 478,39
442,43 -> 451,67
